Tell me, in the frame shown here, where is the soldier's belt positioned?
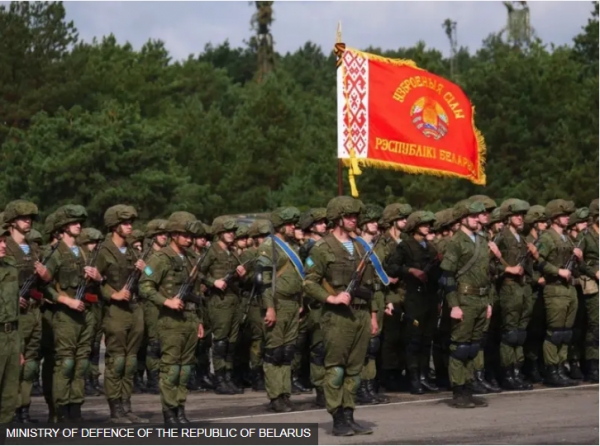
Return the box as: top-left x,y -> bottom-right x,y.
349,303 -> 370,311
457,284 -> 489,296
307,301 -> 322,310
275,295 -> 300,302
373,283 -> 383,292
503,277 -> 526,286
184,302 -> 197,311
2,321 -> 18,333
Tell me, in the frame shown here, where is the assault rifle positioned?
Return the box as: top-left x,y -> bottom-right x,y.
345,236 -> 382,299
175,250 -> 210,305
564,232 -> 586,274
19,243 -> 59,300
75,244 -> 102,301
124,241 -> 154,292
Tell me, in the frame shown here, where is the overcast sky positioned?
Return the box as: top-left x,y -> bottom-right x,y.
54,2 -> 597,60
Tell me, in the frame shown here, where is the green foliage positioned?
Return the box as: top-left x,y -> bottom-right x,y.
0,1 -> 598,226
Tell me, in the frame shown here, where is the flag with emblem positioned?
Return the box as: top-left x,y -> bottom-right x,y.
334,43 -> 487,196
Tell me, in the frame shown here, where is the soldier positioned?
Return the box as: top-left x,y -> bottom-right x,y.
385,210 -> 441,395
355,204 -> 390,405
537,199 -> 581,387
495,199 -> 535,391
142,219 -> 169,395
297,208 -> 328,407
579,199 -> 599,383
25,229 -> 44,398
44,205 -> 100,422
77,228 -> 106,398
255,207 -> 303,412
379,202 -> 412,392
95,205 -> 147,423
3,200 -> 48,424
523,205 -> 547,383
304,196 -> 375,437
440,200 -> 493,409
139,211 -> 204,424
199,216 -> 247,394
234,225 -> 250,257
0,215 -> 24,424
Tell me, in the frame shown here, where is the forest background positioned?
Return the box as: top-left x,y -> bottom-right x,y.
0,1 -> 598,229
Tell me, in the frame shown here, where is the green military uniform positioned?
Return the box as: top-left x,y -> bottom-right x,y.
523,205 -> 547,383
139,211 -> 203,424
440,200 -> 492,409
537,199 -> 579,387
44,205 -> 95,422
0,220 -> 22,423
3,200 -> 43,423
304,196 -> 375,437
199,216 -> 244,394
379,203 -> 412,391
578,199 -> 599,382
77,228 -> 106,398
96,205 -> 147,423
385,211 -> 440,395
495,199 -> 534,391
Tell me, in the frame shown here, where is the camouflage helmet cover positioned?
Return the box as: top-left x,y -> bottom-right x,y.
145,219 -> 168,238
590,199 -> 599,217
469,195 -> 497,211
381,203 -> 413,225
270,207 -> 301,228
454,200 -> 486,221
236,224 -> 250,239
128,229 -> 145,244
78,227 -> 105,245
3,200 -> 39,223
568,207 -> 590,227
433,208 -> 457,231
0,212 -> 8,237
326,196 -> 365,222
499,198 -> 530,219
44,212 -> 58,236
187,220 -> 206,238
166,211 -> 197,233
524,205 -> 546,225
54,205 -> 88,232
358,204 -> 384,227
248,219 -> 272,238
298,208 -> 327,231
545,199 -> 576,220
211,216 -> 238,235
405,210 -> 436,233
489,208 -> 503,224
104,205 -> 138,229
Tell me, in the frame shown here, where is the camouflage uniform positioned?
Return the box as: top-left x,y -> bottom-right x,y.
139,212 -> 203,424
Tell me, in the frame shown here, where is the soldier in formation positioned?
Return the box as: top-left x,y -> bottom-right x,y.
0,195 -> 597,435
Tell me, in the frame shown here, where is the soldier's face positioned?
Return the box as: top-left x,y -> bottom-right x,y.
452,222 -> 460,232
463,215 -> 479,231
222,231 -> 235,244
365,221 -> 378,235
283,223 -> 295,239
341,214 -> 357,232
195,237 -> 207,248
294,228 -> 304,241
394,218 -> 407,231
510,214 -> 524,231
536,221 -> 548,232
67,222 -> 82,237
576,221 -> 588,232
556,215 -> 569,228
86,242 -> 98,251
313,220 -> 327,234
478,211 -> 490,225
417,223 -> 430,236
13,216 -> 32,234
0,237 -> 6,257
156,233 -> 168,247
492,222 -> 504,232
236,238 -> 248,249
174,233 -> 192,248
118,220 -> 133,237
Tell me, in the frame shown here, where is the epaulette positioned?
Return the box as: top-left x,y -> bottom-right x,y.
314,239 -> 326,248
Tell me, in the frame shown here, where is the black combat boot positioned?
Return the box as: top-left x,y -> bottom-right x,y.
569,361 -> 584,380
108,399 -> 132,424
122,398 -> 149,423
186,370 -> 200,392
251,368 -> 265,391
408,369 -> 424,395
586,360 -> 599,383
92,375 -> 104,394
331,408 -> 354,436
501,367 -> 518,390
420,371 -> 439,392
292,373 -> 311,394
343,407 -> 373,435
225,369 -> 244,394
145,370 -> 160,395
133,371 -> 145,394
464,386 -> 488,408
468,374 -> 488,394
367,379 -> 389,403
356,380 -> 376,405
525,359 -> 543,383
383,370 -> 403,392
214,370 -> 235,395
177,406 -> 191,423
197,369 -> 215,391
557,363 -> 578,387
282,394 -> 294,411
450,385 -> 475,409
85,376 -> 100,396
269,395 -> 292,413
55,405 -> 70,423
69,403 -> 84,422
17,405 -> 38,423
513,363 -> 533,390
162,408 -> 178,424
315,387 -> 326,408
31,376 -> 43,397
544,365 -> 568,387
476,369 -> 501,393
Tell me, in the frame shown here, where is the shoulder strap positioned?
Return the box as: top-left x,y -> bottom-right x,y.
271,236 -> 305,279
457,234 -> 484,278
355,236 -> 390,286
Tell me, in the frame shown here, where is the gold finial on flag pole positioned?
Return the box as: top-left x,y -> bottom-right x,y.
336,21 -> 342,44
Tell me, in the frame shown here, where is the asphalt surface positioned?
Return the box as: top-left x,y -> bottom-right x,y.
28,382 -> 599,444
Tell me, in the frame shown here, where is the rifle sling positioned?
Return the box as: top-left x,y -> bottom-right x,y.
457,235 -> 484,278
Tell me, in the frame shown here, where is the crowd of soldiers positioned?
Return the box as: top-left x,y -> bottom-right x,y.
0,194 -> 597,437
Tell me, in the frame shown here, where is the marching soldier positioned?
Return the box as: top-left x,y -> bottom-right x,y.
3,200 -> 47,423
96,206 -> 147,423
140,211 -> 204,424
256,207 -> 303,412
386,211 -> 441,395
304,196 -> 375,437
440,200 -> 493,409
537,200 -> 581,387
44,205 -> 99,422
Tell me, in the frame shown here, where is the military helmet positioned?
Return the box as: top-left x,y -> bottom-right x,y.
3,200 -> 39,223
236,224 -> 250,239
44,212 -> 58,236
203,223 -> 213,237
0,212 -> 8,237
590,199 -> 599,217
405,210 -> 436,233
545,199 -> 576,220
54,205 -> 88,232
298,208 -> 327,232
358,204 -> 384,227
26,229 -> 43,245
489,208 -> 503,224
166,211 -> 196,233
454,200 -> 487,221
326,196 -> 365,222
381,203 -> 412,226
78,227 -> 104,245
500,198 -> 530,219
146,219 -> 168,238
187,220 -> 206,238
270,207 -> 301,228
211,216 -> 238,235
469,195 -> 497,211
524,205 -> 546,225
249,219 -> 272,238
433,208 -> 455,232
104,205 -> 138,229
128,229 -> 145,244
568,207 -> 590,227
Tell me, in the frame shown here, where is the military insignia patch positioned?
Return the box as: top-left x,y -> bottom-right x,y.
305,257 -> 314,268
144,266 -> 153,276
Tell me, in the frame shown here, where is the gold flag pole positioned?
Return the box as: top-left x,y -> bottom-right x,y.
336,22 -> 344,196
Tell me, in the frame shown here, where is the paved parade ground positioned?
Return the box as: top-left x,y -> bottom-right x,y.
29,383 -> 598,444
